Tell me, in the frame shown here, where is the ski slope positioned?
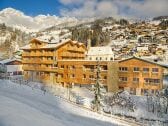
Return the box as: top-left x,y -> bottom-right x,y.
0,80 -> 128,126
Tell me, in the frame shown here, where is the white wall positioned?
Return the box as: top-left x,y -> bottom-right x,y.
87,55 -> 114,61
6,65 -> 23,72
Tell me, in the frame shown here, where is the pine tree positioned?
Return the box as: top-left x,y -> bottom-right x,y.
93,61 -> 106,112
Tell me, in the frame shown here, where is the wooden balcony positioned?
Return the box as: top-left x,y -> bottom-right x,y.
22,52 -> 54,57
83,69 -> 95,74
43,52 -> 54,56
61,52 -> 85,58
22,53 -> 30,57
22,66 -> 57,72
22,52 -> 43,57
67,48 -> 85,53
41,59 -> 54,64
22,59 -> 43,64
22,59 -> 55,64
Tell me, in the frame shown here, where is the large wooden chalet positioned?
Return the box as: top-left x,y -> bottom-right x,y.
21,39 -> 167,95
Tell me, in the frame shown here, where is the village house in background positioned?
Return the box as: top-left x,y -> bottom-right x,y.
0,58 -> 23,78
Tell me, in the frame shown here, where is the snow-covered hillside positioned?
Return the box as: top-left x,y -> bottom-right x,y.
0,80 -> 130,126
0,8 -> 78,32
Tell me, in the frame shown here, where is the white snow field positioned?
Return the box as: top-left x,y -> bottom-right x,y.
0,80 -> 131,126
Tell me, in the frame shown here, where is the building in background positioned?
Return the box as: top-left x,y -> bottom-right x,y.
0,58 -> 23,77
86,47 -> 115,61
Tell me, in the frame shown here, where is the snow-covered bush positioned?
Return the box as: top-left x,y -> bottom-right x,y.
104,91 -> 136,113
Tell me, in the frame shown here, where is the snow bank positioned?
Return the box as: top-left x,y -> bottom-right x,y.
0,80 -> 129,126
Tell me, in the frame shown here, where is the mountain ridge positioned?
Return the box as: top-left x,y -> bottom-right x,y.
0,8 -> 79,32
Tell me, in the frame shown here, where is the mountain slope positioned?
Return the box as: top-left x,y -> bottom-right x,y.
0,23 -> 32,59
0,8 -> 78,32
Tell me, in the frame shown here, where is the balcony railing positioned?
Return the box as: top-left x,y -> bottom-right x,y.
22,66 -> 57,72
22,52 -> 54,57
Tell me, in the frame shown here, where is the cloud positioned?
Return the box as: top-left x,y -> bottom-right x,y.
59,0 -> 168,19
59,0 -> 84,5
60,0 -> 119,18
115,0 -> 168,18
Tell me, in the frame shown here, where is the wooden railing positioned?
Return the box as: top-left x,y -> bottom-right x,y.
22,66 -> 57,72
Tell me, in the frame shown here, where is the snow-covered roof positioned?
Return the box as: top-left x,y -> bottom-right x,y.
87,47 -> 114,56
36,35 -> 60,43
20,44 -> 31,50
119,56 -> 168,68
20,39 -> 85,50
0,58 -> 21,65
41,40 -> 69,49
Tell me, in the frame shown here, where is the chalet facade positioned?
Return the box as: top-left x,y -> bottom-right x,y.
21,39 -> 118,92
119,57 -> 166,95
21,39 -> 167,95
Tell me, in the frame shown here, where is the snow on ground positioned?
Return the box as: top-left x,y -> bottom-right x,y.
0,80 -> 129,126
163,76 -> 168,87
103,92 -> 168,126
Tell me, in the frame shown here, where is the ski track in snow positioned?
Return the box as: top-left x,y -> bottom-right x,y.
0,80 -> 127,126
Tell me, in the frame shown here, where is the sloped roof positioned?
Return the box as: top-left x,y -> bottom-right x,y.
119,56 -> 168,68
0,58 -> 21,65
20,39 -> 86,50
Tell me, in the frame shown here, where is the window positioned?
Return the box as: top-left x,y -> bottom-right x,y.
102,65 -> 107,71
152,68 -> 159,73
104,76 -> 107,79
59,74 -> 63,78
53,64 -> 57,68
89,57 -> 92,60
83,74 -> 86,78
89,75 -> 94,79
130,88 -> 136,95
96,57 -> 98,60
143,68 -> 149,72
70,65 -> 75,69
100,57 -> 102,60
154,79 -> 160,84
61,65 -> 64,68
144,78 -> 150,83
110,57 -> 113,61
133,78 -> 139,83
71,74 -> 75,78
133,67 -> 139,72
151,89 -> 155,94
144,78 -> 160,84
119,77 -> 127,82
119,67 -> 128,71
144,89 -> 148,95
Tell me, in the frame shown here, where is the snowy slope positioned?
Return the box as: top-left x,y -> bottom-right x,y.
0,80 -> 129,126
0,8 -> 78,32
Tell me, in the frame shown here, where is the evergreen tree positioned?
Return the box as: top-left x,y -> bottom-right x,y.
93,61 -> 106,112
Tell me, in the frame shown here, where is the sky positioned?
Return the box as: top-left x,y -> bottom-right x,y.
0,0 -> 168,18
